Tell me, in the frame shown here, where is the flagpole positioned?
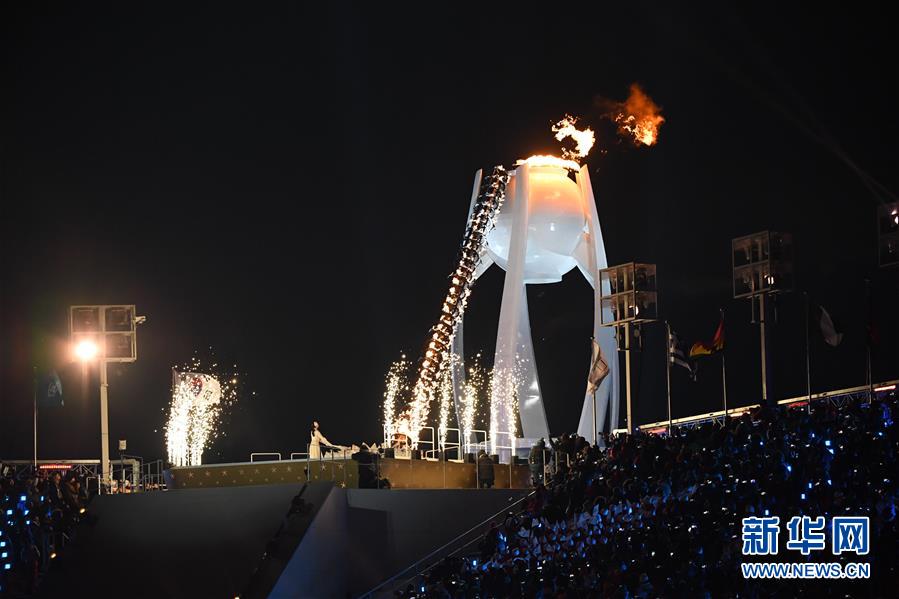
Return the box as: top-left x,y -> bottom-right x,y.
865,279 -> 873,402
866,344 -> 873,401
721,352 -> 727,423
33,366 -> 38,470
758,293 -> 769,404
665,322 -> 672,436
590,336 -> 598,446
720,308 -> 727,424
588,337 -> 599,446
804,292 -> 812,412
624,322 -> 633,435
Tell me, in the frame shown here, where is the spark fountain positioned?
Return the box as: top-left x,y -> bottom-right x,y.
165,357 -> 241,467
167,373 -> 222,467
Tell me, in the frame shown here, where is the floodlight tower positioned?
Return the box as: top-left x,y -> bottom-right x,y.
70,305 -> 143,490
878,202 -> 899,268
731,232 -> 793,403
598,262 -> 658,434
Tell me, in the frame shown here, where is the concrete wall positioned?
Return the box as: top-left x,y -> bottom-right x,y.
272,487 -> 529,597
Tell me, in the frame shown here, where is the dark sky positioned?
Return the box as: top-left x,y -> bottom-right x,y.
2,3 -> 897,463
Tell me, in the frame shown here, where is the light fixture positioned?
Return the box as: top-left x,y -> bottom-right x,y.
74,339 -> 99,361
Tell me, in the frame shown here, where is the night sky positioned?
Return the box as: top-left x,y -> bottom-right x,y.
2,3 -> 897,464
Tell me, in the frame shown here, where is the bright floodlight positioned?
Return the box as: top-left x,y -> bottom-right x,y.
74,339 -> 99,361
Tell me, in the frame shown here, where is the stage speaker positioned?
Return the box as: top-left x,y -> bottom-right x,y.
490,454 -> 499,464
384,448 -> 395,459
411,449 -> 421,460
466,453 -> 476,464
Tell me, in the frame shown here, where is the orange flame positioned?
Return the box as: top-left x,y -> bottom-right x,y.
552,115 -> 595,160
514,155 -> 582,171
515,115 -> 594,171
614,84 -> 664,146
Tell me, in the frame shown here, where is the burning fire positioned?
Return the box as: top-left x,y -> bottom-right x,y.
614,83 -> 665,146
552,115 -> 595,160
516,115 -> 595,171
514,155 -> 582,171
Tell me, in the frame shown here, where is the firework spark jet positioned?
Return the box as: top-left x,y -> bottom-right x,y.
165,366 -> 237,467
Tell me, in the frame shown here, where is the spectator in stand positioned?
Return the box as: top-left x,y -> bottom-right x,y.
63,473 -> 82,510
529,438 -> 547,486
0,468 -> 92,595
398,390 -> 899,597
47,471 -> 64,508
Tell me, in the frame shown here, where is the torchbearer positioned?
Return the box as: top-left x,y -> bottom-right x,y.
309,420 -> 333,460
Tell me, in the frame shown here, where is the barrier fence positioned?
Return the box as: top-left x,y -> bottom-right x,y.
0,459 -> 158,494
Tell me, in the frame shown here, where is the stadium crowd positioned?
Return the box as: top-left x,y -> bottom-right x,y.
401,392 -> 898,597
0,468 -> 90,596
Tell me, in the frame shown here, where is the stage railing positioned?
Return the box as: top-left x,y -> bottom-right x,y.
437,427 -> 463,460
140,459 -> 166,491
109,458 -> 140,492
418,426 -> 435,456
382,426 -> 499,460
85,475 -> 100,496
464,429 -> 488,456
249,452 -> 281,462
0,459 -> 150,494
490,430 -> 516,464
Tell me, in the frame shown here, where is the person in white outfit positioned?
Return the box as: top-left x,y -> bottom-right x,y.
309,420 -> 332,460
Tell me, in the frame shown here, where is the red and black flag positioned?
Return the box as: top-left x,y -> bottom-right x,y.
689,313 -> 725,358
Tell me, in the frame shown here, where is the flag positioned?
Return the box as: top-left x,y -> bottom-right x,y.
36,370 -> 64,408
814,305 -> 843,347
586,339 -> 609,394
689,314 -> 725,358
668,329 -> 696,380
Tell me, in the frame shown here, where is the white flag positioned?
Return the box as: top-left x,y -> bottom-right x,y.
818,306 -> 843,347
587,339 -> 609,394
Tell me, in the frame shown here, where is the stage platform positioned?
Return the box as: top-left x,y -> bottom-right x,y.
166,456 -> 532,490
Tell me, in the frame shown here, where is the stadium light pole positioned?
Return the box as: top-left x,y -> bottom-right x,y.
70,306 -> 142,493
598,263 -> 658,434
74,339 -> 110,487
731,232 -> 793,405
